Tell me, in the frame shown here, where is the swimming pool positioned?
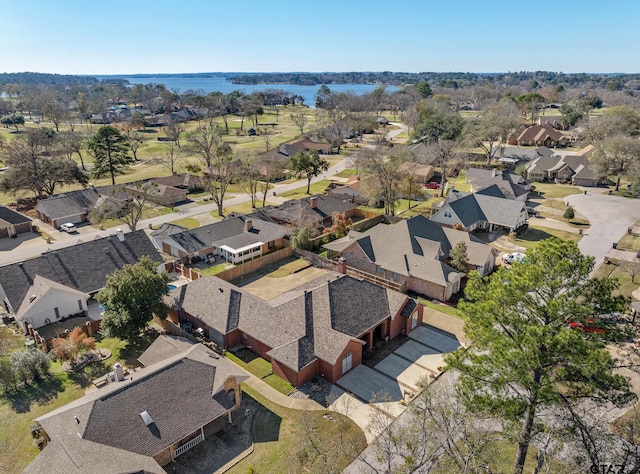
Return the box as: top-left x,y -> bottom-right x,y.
168,284 -> 178,291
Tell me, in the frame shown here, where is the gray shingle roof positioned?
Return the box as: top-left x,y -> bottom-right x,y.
446,194 -> 525,229
0,205 -> 31,225
324,215 -> 494,282
0,230 -> 162,313
257,196 -> 357,228
137,334 -> 195,367
168,274 -> 412,370
164,216 -> 287,254
35,188 -> 100,220
27,344 -> 246,474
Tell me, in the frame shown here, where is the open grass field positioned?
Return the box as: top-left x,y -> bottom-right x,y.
0,106 -> 320,207
166,217 -> 200,229
617,232 -> 640,252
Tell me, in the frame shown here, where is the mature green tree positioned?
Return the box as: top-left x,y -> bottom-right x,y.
558,103 -> 584,130
290,149 -> 329,194
0,114 -> 24,131
186,119 -> 234,216
96,256 -> 170,342
465,100 -> 520,165
449,241 -> 469,272
446,239 -> 632,474
411,103 -> 464,143
516,92 -> 546,124
88,126 -> 132,185
291,227 -> 312,250
1,128 -> 87,198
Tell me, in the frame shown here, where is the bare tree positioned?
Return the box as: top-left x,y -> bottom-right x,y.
186,119 -> 235,216
155,142 -> 183,174
290,113 -> 309,135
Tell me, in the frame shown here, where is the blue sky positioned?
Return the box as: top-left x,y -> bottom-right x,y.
2,0 -> 639,75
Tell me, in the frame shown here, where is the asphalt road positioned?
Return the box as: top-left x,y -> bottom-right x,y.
0,157 -> 350,266
563,190 -> 640,272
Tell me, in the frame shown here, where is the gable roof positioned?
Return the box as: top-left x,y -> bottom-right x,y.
258,196 -> 357,229
35,188 -> 100,220
0,206 -> 32,225
15,275 -> 89,321
516,124 -> 564,143
0,230 -> 162,314
137,334 -> 195,367
446,193 -> 525,229
325,215 -> 493,284
163,215 -> 287,254
166,274 -> 412,370
25,344 -> 246,474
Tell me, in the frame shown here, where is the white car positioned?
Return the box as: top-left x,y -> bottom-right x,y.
502,252 -> 526,264
59,223 -> 78,233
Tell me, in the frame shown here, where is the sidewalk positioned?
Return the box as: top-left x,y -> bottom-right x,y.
242,372 -> 325,411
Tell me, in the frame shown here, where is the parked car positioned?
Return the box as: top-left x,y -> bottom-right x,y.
424,182 -> 441,189
502,252 -> 526,264
59,223 -> 77,233
526,206 -> 540,217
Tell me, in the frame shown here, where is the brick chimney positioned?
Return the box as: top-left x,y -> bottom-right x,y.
310,196 -> 318,209
338,257 -> 347,274
244,219 -> 253,232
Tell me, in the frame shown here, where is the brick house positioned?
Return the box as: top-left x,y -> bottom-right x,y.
323,215 -> 496,302
507,124 -> 569,147
24,343 -> 247,473
165,274 -> 423,387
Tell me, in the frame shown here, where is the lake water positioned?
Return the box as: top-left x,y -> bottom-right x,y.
99,75 -> 400,108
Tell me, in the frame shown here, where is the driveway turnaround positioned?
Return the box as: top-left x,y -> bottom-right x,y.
565,192 -> 640,269
408,325 -> 462,353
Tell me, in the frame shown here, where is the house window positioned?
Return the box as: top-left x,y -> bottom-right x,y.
376,265 -> 384,275
243,332 -> 248,340
392,272 -> 400,282
77,300 -> 83,311
54,307 -> 60,319
412,312 -> 419,329
268,241 -> 275,249
444,211 -> 452,218
342,352 -> 353,374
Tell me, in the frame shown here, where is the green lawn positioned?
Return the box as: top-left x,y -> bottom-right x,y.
511,225 -> 582,250
530,182 -> 582,199
335,168 -> 358,178
225,349 -> 294,395
617,232 -> 640,252
197,262 -> 231,277
227,386 -> 366,474
279,179 -> 332,199
420,299 -> 461,317
166,217 -> 200,229
592,260 -> 639,300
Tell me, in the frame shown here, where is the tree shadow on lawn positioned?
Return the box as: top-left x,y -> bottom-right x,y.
252,403 -> 282,443
6,375 -> 66,413
67,361 -> 109,388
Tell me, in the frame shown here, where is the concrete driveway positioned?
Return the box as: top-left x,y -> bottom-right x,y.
563,191 -> 640,270
407,325 -> 462,353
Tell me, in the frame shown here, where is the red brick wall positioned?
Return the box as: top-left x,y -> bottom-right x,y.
242,333 -> 273,361
319,339 -> 363,383
406,276 -> 448,301
225,329 -> 242,349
